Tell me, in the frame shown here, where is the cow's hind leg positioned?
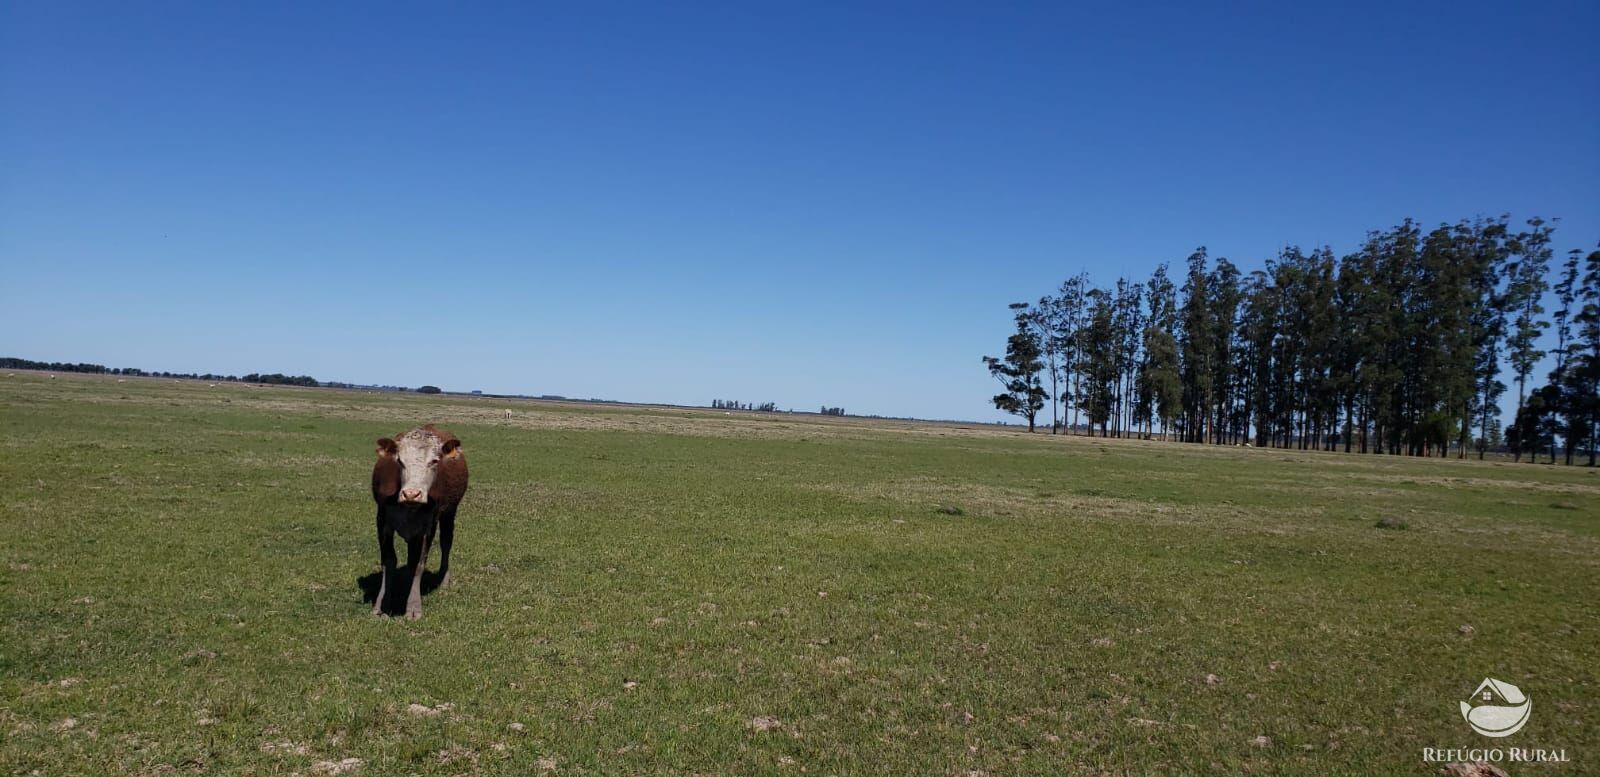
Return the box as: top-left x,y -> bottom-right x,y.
437,506 -> 456,588
373,512 -> 395,617
404,527 -> 433,620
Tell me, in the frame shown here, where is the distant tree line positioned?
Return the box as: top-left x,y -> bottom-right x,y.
0,357 -> 448,394
711,399 -> 778,411
242,373 -> 321,387
984,216 -> 1600,464
1,357 -> 324,387
820,406 -> 846,416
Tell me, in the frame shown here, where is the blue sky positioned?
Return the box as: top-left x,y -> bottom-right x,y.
3,2 -> 1596,421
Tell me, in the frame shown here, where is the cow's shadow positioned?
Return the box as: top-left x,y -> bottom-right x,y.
356,567 -> 447,616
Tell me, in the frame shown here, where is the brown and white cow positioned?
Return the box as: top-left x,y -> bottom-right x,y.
370,424 -> 469,619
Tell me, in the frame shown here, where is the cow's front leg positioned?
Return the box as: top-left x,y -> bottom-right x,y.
373,513 -> 395,617
404,527 -> 434,620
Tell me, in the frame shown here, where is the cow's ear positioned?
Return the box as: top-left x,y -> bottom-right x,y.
441,439 -> 461,457
376,437 -> 398,455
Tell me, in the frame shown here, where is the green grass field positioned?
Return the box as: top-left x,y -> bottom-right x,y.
2,372 -> 1596,775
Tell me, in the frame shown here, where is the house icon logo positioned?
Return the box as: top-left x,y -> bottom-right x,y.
1460,678 -> 1531,738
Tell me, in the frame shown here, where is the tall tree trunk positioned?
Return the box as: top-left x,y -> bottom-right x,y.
1071,373 -> 1081,435
1049,365 -> 1059,434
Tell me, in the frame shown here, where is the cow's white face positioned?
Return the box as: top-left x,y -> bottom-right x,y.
394,429 -> 445,504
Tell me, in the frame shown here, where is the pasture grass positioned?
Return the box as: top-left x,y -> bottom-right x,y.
2,372 -> 1597,774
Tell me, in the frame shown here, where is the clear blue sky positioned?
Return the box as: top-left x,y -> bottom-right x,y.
3,2 -> 1596,421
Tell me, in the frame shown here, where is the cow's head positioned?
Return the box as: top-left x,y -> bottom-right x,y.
379,427 -> 459,504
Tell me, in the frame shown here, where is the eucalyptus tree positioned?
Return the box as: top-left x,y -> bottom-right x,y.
1079,289 -> 1120,436
983,303 -> 1048,432
1546,247 -> 1600,465
1548,250 -> 1582,462
1343,231 -> 1393,452
1112,278 -> 1145,437
1575,248 -> 1600,465
1375,221 -> 1422,454
1294,248 -> 1340,449
1462,217 -> 1513,458
1551,250 -> 1581,376
1024,295 -> 1067,434
1416,223 -> 1478,457
1053,274 -> 1091,434
1207,258 -> 1243,444
1140,264 -> 1181,438
1333,247 -> 1370,452
1506,218 -> 1556,420
1267,248 -> 1313,447
1237,269 -> 1279,447
1178,248 -> 1213,443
